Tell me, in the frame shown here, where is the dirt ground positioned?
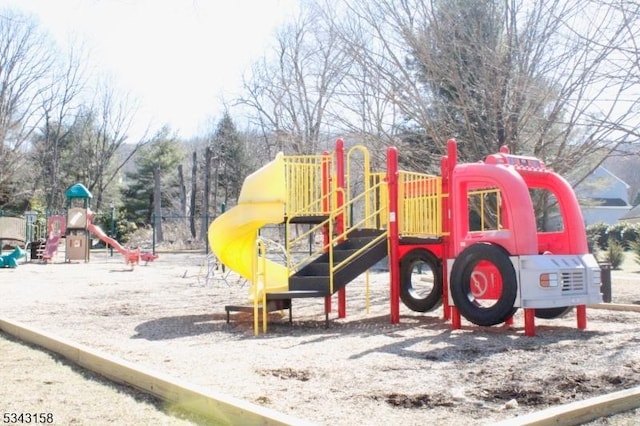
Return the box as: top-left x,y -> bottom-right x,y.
1,249 -> 639,425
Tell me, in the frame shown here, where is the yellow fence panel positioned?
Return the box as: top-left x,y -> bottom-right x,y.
283,154 -> 330,218
398,172 -> 443,238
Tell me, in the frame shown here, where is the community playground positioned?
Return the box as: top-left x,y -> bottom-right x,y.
1,139 -> 640,424
3,139 -> 603,336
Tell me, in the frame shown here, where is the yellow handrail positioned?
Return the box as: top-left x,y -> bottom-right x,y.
286,181 -> 388,293
346,145 -> 372,229
253,238 -> 268,336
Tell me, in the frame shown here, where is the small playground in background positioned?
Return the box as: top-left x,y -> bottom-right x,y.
0,183 -> 157,267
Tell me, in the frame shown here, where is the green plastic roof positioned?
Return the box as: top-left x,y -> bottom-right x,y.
65,183 -> 93,199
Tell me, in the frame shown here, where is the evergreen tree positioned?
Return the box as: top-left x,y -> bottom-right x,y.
211,112 -> 248,208
121,126 -> 183,224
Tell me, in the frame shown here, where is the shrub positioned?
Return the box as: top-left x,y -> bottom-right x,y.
93,208 -> 132,243
621,223 -> 640,248
586,222 -> 609,250
607,223 -> 630,248
586,233 -> 600,259
604,239 -> 625,270
587,222 -> 640,251
629,239 -> 640,267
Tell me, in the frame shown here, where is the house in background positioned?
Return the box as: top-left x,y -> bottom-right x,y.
618,204 -> 640,224
573,166 -> 632,225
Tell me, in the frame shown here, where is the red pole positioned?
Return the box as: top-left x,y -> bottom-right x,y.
440,154 -> 451,321
322,151 -> 332,316
387,147 -> 400,324
441,139 -> 458,322
451,306 -> 461,330
524,308 -> 536,337
576,305 -> 587,330
335,139 -> 347,319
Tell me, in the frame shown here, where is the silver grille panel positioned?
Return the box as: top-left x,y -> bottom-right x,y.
561,271 -> 586,293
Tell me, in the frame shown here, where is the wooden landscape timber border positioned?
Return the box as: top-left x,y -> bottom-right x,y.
589,302 -> 640,313
494,302 -> 640,425
494,386 -> 640,426
0,318 -> 313,426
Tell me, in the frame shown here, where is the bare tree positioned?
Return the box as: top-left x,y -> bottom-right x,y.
33,42 -> 88,210
177,164 -> 187,217
69,78 -> 146,209
201,146 -> 212,241
0,9 -> 56,207
189,151 -> 197,238
238,3 -> 352,155
311,0 -> 640,179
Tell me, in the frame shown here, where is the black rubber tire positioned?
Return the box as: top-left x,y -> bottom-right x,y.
399,249 -> 442,312
534,306 -> 573,319
450,243 -> 518,326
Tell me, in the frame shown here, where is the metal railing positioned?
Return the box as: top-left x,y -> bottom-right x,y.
286,179 -> 388,294
253,238 -> 268,335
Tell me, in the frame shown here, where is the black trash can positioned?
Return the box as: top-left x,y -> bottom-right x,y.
598,262 -> 611,303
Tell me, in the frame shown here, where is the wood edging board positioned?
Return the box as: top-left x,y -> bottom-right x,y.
589,303 -> 640,313
493,385 -> 640,426
0,318 -> 314,426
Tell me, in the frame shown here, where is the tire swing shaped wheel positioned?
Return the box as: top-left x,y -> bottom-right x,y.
450,243 -> 518,326
399,249 -> 443,312
534,306 -> 573,319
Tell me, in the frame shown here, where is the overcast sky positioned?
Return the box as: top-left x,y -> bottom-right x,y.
1,0 -> 298,140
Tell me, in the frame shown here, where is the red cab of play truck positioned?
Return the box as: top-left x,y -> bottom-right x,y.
398,140 -> 602,326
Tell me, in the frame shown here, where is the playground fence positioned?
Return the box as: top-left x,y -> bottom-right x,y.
0,216 -> 26,245
283,154 -> 329,217
398,172 -> 443,238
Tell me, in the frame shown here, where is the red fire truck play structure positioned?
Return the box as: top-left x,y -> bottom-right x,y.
210,138 -> 603,336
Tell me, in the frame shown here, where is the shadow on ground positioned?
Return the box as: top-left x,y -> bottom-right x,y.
132,313 -> 228,340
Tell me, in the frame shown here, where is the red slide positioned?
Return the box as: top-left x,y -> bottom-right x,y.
41,233 -> 61,261
86,215 -> 157,265
41,215 -> 66,262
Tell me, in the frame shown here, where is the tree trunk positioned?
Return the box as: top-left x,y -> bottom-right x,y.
153,164 -> 163,243
201,147 -> 211,242
213,155 -> 220,219
189,151 -> 197,239
177,164 -> 187,218
222,161 -> 229,207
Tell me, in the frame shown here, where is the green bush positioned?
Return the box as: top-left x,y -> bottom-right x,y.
606,223 -> 629,248
604,239 -> 625,270
586,233 -> 600,259
586,222 -> 609,250
629,239 -> 640,267
587,222 -> 640,251
621,223 -> 640,248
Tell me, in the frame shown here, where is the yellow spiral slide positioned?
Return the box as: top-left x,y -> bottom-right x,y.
208,154 -> 289,300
